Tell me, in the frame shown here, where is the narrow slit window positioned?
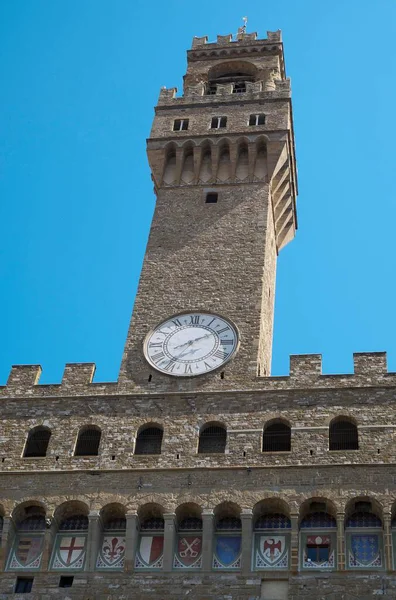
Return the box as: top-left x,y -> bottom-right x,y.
206,192 -> 218,204
211,116 -> 227,129
59,576 -> 74,588
173,119 -> 189,131
249,114 -> 266,126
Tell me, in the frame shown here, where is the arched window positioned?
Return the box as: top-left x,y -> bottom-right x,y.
329,418 -> 358,450
213,503 -> 242,570
7,507 -> 46,572
346,500 -> 383,570
253,511 -> 291,570
96,505 -> 126,571
174,504 -> 202,569
262,421 -> 291,452
300,507 -> 337,571
23,427 -> 51,458
135,504 -> 164,570
198,424 -> 226,454
74,426 -> 101,456
135,425 -> 163,455
50,510 -> 89,572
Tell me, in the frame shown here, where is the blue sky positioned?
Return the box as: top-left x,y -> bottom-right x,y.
1,0 -> 396,384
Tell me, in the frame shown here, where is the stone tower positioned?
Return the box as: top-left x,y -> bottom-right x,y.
1,27 -> 396,600
120,29 -> 297,390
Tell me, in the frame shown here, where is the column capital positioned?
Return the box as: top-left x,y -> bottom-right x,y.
125,512 -> 138,519
202,509 -> 214,518
241,509 -> 253,518
88,510 -> 100,520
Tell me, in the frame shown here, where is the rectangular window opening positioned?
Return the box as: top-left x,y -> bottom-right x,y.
306,544 -> 330,563
59,575 -> 74,588
211,116 -> 227,129
206,192 -> 218,204
249,113 -> 265,126
15,577 -> 34,593
173,118 -> 189,131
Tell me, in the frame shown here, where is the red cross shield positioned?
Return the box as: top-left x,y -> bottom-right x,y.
59,536 -> 86,566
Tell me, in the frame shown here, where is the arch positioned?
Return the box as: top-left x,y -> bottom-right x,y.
198,422 -> 226,454
53,500 -> 89,524
214,502 -> 241,531
163,146 -> 177,185
74,425 -> 101,456
236,143 -> 249,180
262,419 -> 291,452
254,142 -> 267,180
175,502 -> 202,524
135,423 -> 163,455
100,503 -> 126,530
199,143 -> 212,182
12,502 -> 47,529
23,426 -> 51,458
345,496 -> 383,525
207,60 -> 258,82
253,497 -> 291,520
181,146 -> 194,184
217,143 -> 231,182
329,416 -> 358,451
299,497 -> 338,522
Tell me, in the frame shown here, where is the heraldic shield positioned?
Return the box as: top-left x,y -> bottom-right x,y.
135,535 -> 164,569
7,535 -> 44,571
255,535 -> 289,569
174,536 -> 202,569
96,535 -> 125,570
213,535 -> 241,569
50,535 -> 87,570
349,534 -> 383,568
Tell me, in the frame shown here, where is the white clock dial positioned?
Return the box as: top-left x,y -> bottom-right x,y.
144,312 -> 238,377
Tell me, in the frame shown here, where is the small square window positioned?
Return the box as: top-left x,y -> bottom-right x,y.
249,113 -> 266,126
15,577 -> 33,593
211,116 -> 227,129
173,119 -> 189,131
206,192 -> 218,204
59,576 -> 74,588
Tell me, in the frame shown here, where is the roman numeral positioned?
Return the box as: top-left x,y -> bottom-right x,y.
217,326 -> 230,334
221,339 -> 234,345
163,360 -> 176,372
151,351 -> 165,363
149,342 -> 163,348
207,318 -> 216,327
172,318 -> 182,327
184,364 -> 193,374
213,349 -> 229,360
204,362 -> 212,370
189,315 -> 200,325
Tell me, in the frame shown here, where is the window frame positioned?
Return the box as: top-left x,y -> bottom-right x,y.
173,118 -> 189,132
210,116 -> 227,129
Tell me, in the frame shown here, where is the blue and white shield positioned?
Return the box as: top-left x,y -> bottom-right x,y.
214,536 -> 241,568
350,534 -> 381,567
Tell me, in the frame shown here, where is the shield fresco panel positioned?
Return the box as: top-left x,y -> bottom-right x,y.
348,534 -> 383,568
135,535 -> 164,569
7,535 -> 44,571
173,535 -> 202,569
50,534 -> 87,571
96,535 -> 125,570
255,535 -> 289,569
302,534 -> 335,569
212,535 -> 241,569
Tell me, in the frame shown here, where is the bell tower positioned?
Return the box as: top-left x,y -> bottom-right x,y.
119,29 -> 297,390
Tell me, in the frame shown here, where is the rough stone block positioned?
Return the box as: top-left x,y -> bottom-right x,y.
7,364 -> 42,388
191,36 -> 208,48
353,352 -> 387,375
62,363 -> 96,386
289,354 -> 322,377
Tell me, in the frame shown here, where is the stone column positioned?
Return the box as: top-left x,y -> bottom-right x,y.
124,513 -> 139,572
163,513 -> 176,572
87,511 -> 101,571
336,512 -> 345,571
290,513 -> 299,573
41,518 -> 58,571
202,510 -> 214,572
383,513 -> 393,571
241,509 -> 253,574
0,517 -> 14,571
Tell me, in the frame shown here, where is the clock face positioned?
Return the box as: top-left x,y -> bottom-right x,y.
144,312 -> 238,377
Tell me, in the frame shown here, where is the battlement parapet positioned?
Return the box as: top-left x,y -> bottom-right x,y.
157,84 -> 291,107
0,352 -> 394,399
191,30 -> 281,49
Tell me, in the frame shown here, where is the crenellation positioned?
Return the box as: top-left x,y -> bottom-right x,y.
289,354 -> 322,378
61,363 -> 96,386
353,351 -> 387,375
216,34 -> 233,45
6,365 -> 42,389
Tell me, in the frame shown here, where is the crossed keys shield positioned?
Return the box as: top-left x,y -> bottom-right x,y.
177,536 -> 202,566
